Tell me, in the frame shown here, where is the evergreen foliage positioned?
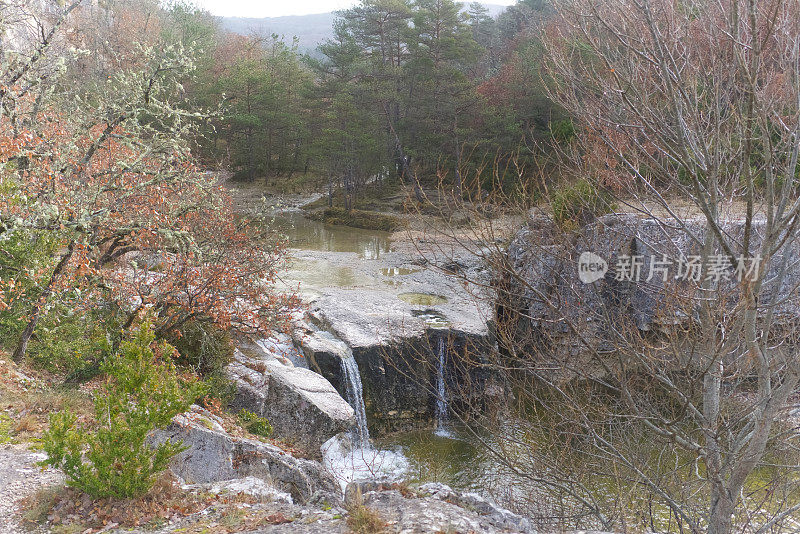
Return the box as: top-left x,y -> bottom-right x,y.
41,325 -> 206,498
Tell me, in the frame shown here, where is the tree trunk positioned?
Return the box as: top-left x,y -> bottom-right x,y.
707,490 -> 734,534
453,144 -> 462,203
12,242 -> 75,362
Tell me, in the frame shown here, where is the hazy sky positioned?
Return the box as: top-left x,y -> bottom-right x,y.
198,0 -> 517,18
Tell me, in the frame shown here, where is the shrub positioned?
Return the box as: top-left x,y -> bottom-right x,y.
41,324 -> 206,499
346,504 -> 386,534
0,413 -> 13,444
550,119 -> 576,142
166,318 -> 233,377
202,371 -> 238,406
238,409 -> 272,438
22,304 -> 122,381
550,179 -> 614,230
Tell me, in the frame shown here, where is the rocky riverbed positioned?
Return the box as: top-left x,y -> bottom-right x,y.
260,198 -> 499,434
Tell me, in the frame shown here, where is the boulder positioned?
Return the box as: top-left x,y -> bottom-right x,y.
151,405 -> 340,504
183,476 -> 293,504
226,337 -> 355,456
418,482 -> 535,533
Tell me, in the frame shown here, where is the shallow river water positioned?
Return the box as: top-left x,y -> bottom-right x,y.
269,211 -> 392,259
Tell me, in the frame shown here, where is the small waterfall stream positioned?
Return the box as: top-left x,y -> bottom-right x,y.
435,336 -> 448,426
315,329 -> 408,488
340,348 -> 370,445
434,334 -> 450,434
313,330 -> 370,444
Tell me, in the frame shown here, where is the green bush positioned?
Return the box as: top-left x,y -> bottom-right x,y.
166,318 -> 233,377
41,324 -> 206,499
28,306 -> 121,381
550,119 -> 576,143
238,409 -> 272,438
550,179 -> 614,230
202,371 -> 238,406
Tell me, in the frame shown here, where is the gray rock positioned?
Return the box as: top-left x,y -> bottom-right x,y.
183,476 -> 293,504
419,482 -> 536,533
227,337 -> 355,455
502,214 -> 800,380
150,406 -> 341,504
363,488 -> 535,533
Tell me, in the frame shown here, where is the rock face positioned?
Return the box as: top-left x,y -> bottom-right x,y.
296,319 -> 496,433
182,476 -> 293,504
502,214 -> 800,378
226,336 -> 355,455
150,405 -> 340,504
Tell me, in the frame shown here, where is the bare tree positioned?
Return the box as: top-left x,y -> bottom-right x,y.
398,1 -> 800,531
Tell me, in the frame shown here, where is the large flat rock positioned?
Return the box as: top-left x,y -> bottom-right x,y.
227,337 -> 355,456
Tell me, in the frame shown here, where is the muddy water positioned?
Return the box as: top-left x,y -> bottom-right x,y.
398,292 -> 448,306
269,211 -> 392,259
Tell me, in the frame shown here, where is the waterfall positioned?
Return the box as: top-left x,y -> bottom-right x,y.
435,335 -> 449,430
340,347 -> 370,445
313,328 -> 409,489
311,329 -> 370,444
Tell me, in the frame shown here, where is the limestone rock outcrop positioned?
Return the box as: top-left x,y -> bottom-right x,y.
226,336 -> 355,455
150,405 -> 340,503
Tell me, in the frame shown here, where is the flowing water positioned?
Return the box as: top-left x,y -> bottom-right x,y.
434,335 -> 450,436
322,365 -> 409,491
340,347 -> 370,445
314,330 -> 409,489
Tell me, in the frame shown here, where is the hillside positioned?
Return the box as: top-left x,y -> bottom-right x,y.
219,3 -> 508,55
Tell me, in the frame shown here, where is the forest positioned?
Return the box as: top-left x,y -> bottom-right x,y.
179,0 -> 562,203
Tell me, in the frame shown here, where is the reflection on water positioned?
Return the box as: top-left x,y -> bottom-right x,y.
282,258 -> 356,287
268,211 -> 392,259
379,424 -> 539,519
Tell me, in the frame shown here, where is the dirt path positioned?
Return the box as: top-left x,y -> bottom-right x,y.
0,444 -> 63,533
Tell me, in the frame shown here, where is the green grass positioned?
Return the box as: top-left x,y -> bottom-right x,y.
238,409 -> 273,438
0,413 -> 14,444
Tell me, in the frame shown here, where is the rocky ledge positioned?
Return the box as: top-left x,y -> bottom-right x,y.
150,405 -> 340,504
226,335 -> 355,456
145,405 -> 537,533
503,214 -> 800,379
